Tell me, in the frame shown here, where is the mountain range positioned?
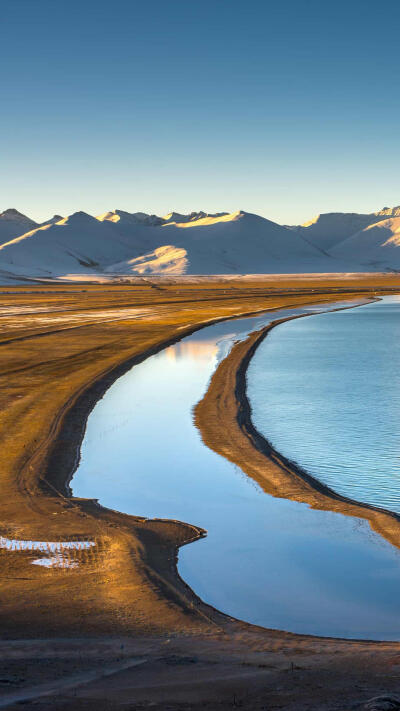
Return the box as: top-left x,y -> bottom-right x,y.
1,205 -> 400,281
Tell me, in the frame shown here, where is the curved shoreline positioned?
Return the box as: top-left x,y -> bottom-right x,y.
44,296 -> 374,501
4,285 -> 399,643
42,303 -> 302,499
195,299 -> 400,556
37,297 -> 350,638
44,294 -> 400,637
4,282 -> 400,709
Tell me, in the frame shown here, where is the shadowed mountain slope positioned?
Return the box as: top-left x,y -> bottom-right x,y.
0,209 -> 38,245
330,216 -> 400,270
105,210 -> 330,275
0,209 -> 330,277
289,206 -> 400,252
2,204 -> 400,278
0,212 -> 156,276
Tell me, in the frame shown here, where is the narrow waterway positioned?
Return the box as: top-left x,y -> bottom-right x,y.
72,300 -> 400,640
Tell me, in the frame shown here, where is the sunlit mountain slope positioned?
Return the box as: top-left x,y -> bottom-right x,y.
1,203 -> 400,279
289,206 -> 400,252
105,210 -> 330,275
0,209 -> 38,245
330,216 -> 400,270
0,209 -> 329,277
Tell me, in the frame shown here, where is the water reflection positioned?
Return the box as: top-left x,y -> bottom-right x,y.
164,340 -> 219,363
72,300 -> 400,640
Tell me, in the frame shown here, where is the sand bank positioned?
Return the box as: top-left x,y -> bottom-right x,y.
195,301 -> 400,551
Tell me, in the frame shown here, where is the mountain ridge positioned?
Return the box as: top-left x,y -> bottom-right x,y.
0,204 -> 399,280
287,206 -> 400,251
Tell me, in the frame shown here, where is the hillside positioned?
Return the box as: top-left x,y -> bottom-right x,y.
330,216 -> 400,270
0,209 -> 331,278
289,206 -> 400,252
0,212 -> 156,277
105,211 -> 330,275
2,203 -> 400,280
0,209 -> 38,245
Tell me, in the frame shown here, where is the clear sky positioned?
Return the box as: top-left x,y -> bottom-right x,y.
2,0 -> 400,224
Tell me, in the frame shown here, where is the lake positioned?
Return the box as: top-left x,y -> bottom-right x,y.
248,296 -> 400,514
73,298 -> 400,640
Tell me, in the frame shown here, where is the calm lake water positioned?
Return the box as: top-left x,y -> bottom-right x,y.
248,296 -> 400,514
73,298 -> 400,640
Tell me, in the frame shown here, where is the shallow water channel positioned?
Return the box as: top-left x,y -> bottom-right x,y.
73,299 -> 400,640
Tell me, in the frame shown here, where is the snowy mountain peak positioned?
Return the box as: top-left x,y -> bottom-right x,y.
0,209 -> 39,248
163,211 -> 241,228
97,211 -> 121,223
162,211 -> 230,225
376,206 -> 400,217
97,210 -> 163,226
131,212 -> 164,225
3,202 -> 400,281
0,209 -> 37,226
40,215 -> 64,227
61,211 -> 97,226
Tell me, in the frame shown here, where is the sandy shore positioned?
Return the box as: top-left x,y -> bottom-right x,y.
0,276 -> 400,709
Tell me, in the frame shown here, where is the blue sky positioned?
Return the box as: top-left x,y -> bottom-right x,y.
1,0 -> 400,224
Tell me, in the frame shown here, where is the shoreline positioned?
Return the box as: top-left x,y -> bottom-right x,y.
44,293 -> 400,640
43,302 -> 315,499
31,293 -> 400,637
195,297 -> 400,561
2,280 -> 400,708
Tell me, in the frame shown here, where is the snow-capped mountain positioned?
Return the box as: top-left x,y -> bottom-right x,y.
288,206 -> 400,252
105,211 -> 330,275
161,211 -> 229,225
97,210 -> 164,227
0,211 -> 156,276
330,216 -> 400,270
0,203 -> 400,280
0,209 -> 38,245
0,209 -> 330,278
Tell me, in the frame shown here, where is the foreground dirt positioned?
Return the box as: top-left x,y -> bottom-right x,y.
0,275 -> 399,709
2,633 -> 400,710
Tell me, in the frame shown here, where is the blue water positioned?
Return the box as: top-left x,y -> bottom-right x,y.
248,296 -> 400,515
72,300 -> 400,640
